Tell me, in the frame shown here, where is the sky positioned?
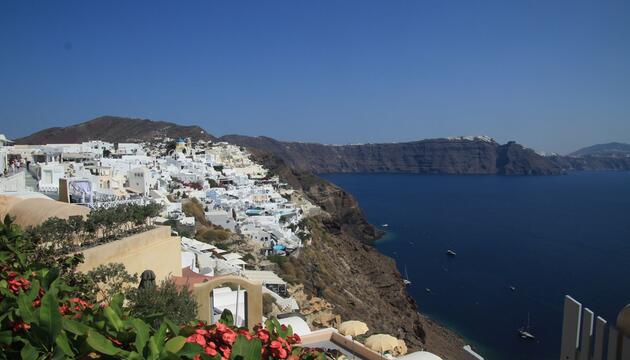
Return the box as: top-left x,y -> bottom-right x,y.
1,1 -> 629,154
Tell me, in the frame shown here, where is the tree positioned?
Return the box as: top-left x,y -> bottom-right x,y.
126,279 -> 198,329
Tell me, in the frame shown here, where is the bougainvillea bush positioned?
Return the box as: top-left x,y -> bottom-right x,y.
0,216 -> 334,359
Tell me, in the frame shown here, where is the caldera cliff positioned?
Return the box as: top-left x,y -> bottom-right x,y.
221,135 -> 562,175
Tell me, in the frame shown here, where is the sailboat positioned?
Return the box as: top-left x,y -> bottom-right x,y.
518,313 -> 536,340
403,265 -> 411,285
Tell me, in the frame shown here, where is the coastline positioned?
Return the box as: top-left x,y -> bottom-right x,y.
418,314 -> 467,360
375,231 -> 472,359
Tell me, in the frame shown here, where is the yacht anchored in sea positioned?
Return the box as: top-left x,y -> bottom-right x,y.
518,313 -> 536,340
403,265 -> 411,285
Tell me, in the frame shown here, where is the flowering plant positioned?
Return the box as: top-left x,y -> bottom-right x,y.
179,312 -> 314,360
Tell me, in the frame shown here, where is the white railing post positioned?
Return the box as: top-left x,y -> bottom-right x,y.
561,295 -> 582,360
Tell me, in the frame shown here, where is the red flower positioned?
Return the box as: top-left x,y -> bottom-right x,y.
187,334 -> 206,347
205,345 -> 218,356
221,329 -> 237,345
21,278 -> 30,288
59,304 -> 70,315
219,345 -> 231,359
8,279 -> 21,294
238,328 -> 253,340
289,333 -> 301,344
270,341 -> 288,359
32,298 -> 41,308
195,328 -> 209,336
108,336 -> 123,347
257,329 -> 270,343
11,321 -> 31,332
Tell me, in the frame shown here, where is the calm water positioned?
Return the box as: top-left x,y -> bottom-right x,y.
321,172 -> 630,360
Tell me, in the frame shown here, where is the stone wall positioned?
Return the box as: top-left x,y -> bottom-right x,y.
76,226 -> 182,282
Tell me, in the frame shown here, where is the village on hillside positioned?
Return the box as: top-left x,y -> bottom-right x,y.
0,133 -> 467,360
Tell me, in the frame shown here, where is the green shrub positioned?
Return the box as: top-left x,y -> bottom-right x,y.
86,263 -> 138,303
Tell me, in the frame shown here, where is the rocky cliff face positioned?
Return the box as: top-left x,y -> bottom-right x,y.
222,135 -> 562,175
14,116 -> 215,144
249,149 -> 466,360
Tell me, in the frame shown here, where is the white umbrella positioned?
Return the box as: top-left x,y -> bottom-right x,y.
338,320 -> 369,336
365,334 -> 399,354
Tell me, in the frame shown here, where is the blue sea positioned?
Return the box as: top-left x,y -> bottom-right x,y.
321,172 -> 630,360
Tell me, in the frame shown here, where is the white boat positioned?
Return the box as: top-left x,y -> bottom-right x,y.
403,265 -> 411,285
446,249 -> 457,257
518,313 -> 536,340
382,224 -> 389,227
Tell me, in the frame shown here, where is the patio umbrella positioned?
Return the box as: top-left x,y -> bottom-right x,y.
365,334 -> 399,353
394,339 -> 408,356
338,320 -> 369,336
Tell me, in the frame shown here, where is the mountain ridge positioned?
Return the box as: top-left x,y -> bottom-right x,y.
14,116 -> 215,144
569,142 -> 630,157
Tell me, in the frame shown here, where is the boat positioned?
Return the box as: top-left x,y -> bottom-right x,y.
425,288 -> 432,293
382,224 -> 389,227
446,249 -> 457,257
510,286 -> 516,291
518,313 -> 536,340
403,265 -> 411,285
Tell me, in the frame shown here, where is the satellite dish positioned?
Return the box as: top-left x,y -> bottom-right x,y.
618,304 -> 630,337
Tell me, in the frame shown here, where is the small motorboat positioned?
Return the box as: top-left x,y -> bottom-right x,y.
510,286 -> 516,291
446,249 -> 457,257
382,224 -> 389,227
425,288 -> 432,293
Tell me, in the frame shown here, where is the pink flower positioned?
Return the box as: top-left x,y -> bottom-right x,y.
219,345 -> 231,359
221,330 -> 237,345
187,334 -> 206,347
205,345 -> 218,356
257,329 -> 270,343
238,328 -> 253,340
270,341 -> 288,359
195,328 -> 209,336
216,322 -> 228,332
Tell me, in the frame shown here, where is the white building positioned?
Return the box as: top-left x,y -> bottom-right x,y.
127,167 -> 151,195
36,162 -> 64,192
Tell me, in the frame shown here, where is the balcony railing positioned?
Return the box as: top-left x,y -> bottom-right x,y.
560,295 -> 630,360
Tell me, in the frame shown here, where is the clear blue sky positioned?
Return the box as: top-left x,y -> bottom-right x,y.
1,0 -> 629,154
